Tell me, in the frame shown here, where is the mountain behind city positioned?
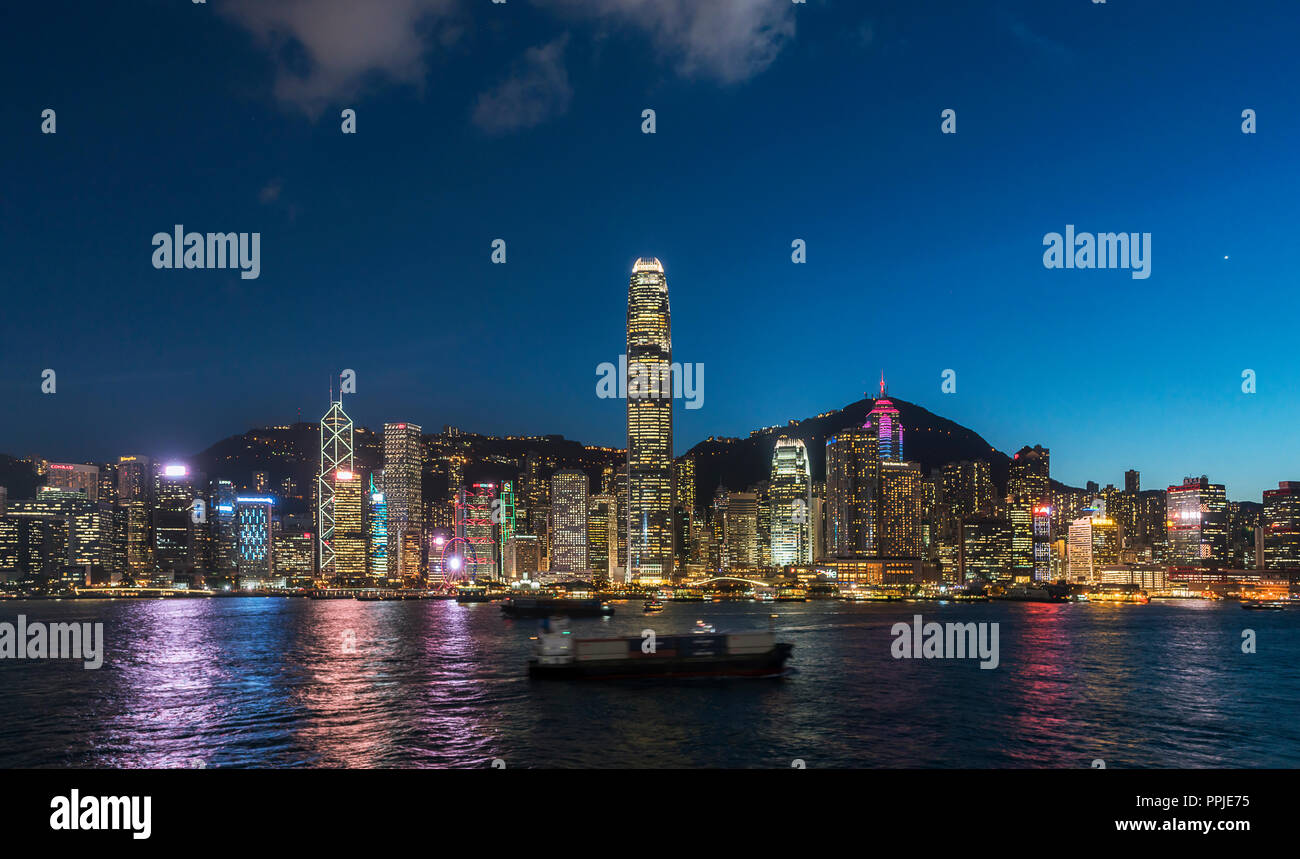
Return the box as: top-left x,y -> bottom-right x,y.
0,394 -> 1084,501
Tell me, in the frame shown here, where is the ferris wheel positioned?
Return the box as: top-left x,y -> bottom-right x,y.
431,536 -> 481,590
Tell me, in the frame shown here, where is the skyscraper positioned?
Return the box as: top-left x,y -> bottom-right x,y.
867,376 -> 904,462
328,468 -> 367,587
1262,481 -> 1300,569
318,397 -> 354,579
1067,513 -> 1119,583
626,257 -> 674,583
456,484 -> 498,581
383,422 -> 424,582
549,469 -> 589,574
234,495 -> 275,587
116,455 -> 153,582
1009,445 -> 1051,504
1166,476 -> 1228,566
588,493 -> 615,582
825,428 -> 878,557
45,463 -> 100,502
769,438 -> 812,566
722,491 -> 759,570
877,460 -> 924,558
368,471 -> 388,583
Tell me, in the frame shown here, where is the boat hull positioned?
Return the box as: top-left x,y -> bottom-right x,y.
502,599 -> 613,618
529,643 -> 793,680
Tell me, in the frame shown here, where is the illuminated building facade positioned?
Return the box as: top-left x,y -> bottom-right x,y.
878,460 -> 923,559
825,428 -> 878,557
1166,476 -> 1228,566
960,515 -> 1011,581
722,491 -> 759,571
588,493 -> 614,582
383,422 -> 423,582
549,469 -> 589,574
274,530 -> 314,588
1068,514 -> 1119,583
456,484 -> 498,581
1262,481 -> 1300,569
318,398 -> 354,579
368,471 -> 388,583
154,464 -> 200,584
1009,445 -> 1051,505
867,376 -> 904,462
769,438 -> 812,566
45,463 -> 100,503
328,469 -> 367,586
626,257 -> 674,583
503,534 -> 540,581
235,496 -> 275,587
117,455 -> 153,580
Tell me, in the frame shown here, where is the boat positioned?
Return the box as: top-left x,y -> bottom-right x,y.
990,584 -> 1070,603
1241,600 -> 1288,611
501,596 -> 614,618
643,598 -> 664,613
528,617 -> 793,680
775,586 -> 807,602
455,585 -> 497,603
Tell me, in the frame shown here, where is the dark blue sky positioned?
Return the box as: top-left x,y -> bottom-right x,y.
2,0 -> 1297,500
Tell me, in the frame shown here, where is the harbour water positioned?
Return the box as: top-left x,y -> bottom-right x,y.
1,598 -> 1297,768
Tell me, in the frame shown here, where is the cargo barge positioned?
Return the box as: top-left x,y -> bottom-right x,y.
502,597 -> 614,618
528,618 -> 793,680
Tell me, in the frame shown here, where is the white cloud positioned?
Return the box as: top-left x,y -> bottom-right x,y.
473,36 -> 574,134
221,0 -> 457,116
222,0 -> 795,122
542,0 -> 796,84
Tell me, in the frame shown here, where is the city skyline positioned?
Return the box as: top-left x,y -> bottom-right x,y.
3,1 -> 1299,500
2,365 -> 1293,507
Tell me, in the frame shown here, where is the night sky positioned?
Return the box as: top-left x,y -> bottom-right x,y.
2,0 -> 1297,500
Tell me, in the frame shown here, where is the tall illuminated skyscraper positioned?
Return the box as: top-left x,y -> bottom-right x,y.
549,469 -> 589,573
116,455 -> 153,581
1166,476 -> 1227,566
825,428 -> 878,557
456,484 -> 498,581
867,376 -> 903,462
1263,481 -> 1300,569
769,438 -> 812,566
878,460 -> 924,558
234,495 -> 275,587
368,471 -> 388,583
588,493 -> 614,582
383,422 -> 424,582
329,468 -> 366,587
1010,445 -> 1051,504
317,397 -> 354,580
626,257 -> 674,583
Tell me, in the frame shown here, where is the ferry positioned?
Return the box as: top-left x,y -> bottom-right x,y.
501,596 -> 614,618
455,585 -> 497,603
528,617 -> 793,680
990,584 -> 1070,603
1241,599 -> 1289,611
643,598 -> 664,613
1085,589 -> 1150,605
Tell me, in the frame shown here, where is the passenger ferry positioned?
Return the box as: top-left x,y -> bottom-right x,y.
528,617 -> 793,680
